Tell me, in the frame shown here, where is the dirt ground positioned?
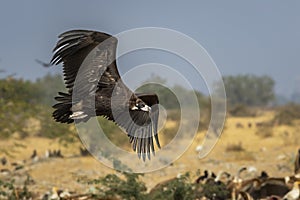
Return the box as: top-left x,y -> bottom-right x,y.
0,111 -> 299,196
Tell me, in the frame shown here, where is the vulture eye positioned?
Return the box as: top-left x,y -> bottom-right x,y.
140,104 -> 145,108
136,102 -> 145,108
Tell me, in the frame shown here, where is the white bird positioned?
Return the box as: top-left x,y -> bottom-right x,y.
195,145 -> 203,153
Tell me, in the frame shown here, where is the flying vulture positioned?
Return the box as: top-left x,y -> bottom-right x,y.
50,30 -> 161,160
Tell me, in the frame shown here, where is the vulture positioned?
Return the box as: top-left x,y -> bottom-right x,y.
295,149 -> 300,175
50,30 -> 161,160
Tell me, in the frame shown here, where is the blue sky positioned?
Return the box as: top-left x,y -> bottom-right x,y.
0,1 -> 299,97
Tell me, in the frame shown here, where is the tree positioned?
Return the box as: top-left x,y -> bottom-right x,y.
215,74 -> 275,107
35,73 -> 66,105
136,75 -> 208,110
0,74 -> 74,140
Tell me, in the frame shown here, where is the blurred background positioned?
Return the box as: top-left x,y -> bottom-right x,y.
0,1 -> 300,199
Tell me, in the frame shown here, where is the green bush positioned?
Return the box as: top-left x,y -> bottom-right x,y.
0,175 -> 32,200
87,172 -> 208,200
202,180 -> 230,200
148,173 -> 200,200
89,173 -> 147,200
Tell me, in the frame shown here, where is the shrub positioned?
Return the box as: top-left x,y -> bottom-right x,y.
202,181 -> 230,200
255,126 -> 273,138
0,175 -> 32,200
89,173 -> 147,200
228,104 -> 256,117
225,142 -> 245,152
148,172 -> 200,200
273,103 -> 300,125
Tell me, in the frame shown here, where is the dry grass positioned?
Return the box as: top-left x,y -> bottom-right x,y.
0,110 -> 299,194
255,126 -> 274,138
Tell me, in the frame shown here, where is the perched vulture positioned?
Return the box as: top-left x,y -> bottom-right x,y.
295,149 -> 300,175
50,30 -> 161,160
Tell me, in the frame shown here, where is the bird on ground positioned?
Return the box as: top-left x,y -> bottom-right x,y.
1,157 -> 7,165
50,30 -> 161,160
30,149 -> 37,159
295,149 -> 300,176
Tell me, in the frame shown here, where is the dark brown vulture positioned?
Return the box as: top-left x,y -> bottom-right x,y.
50,30 -> 160,160
295,148 -> 300,175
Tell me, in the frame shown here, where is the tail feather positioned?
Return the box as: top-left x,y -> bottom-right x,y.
52,92 -> 74,123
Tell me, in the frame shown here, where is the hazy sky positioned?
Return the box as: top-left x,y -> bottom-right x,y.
0,1 -> 299,97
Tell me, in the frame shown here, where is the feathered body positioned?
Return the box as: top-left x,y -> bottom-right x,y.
50,30 -> 160,160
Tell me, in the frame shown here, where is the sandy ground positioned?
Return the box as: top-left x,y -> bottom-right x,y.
0,111 -> 299,196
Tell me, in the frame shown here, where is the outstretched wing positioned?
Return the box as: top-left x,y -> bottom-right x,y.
51,30 -> 121,97
137,93 -> 160,149
51,30 -> 161,160
110,93 -> 160,160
